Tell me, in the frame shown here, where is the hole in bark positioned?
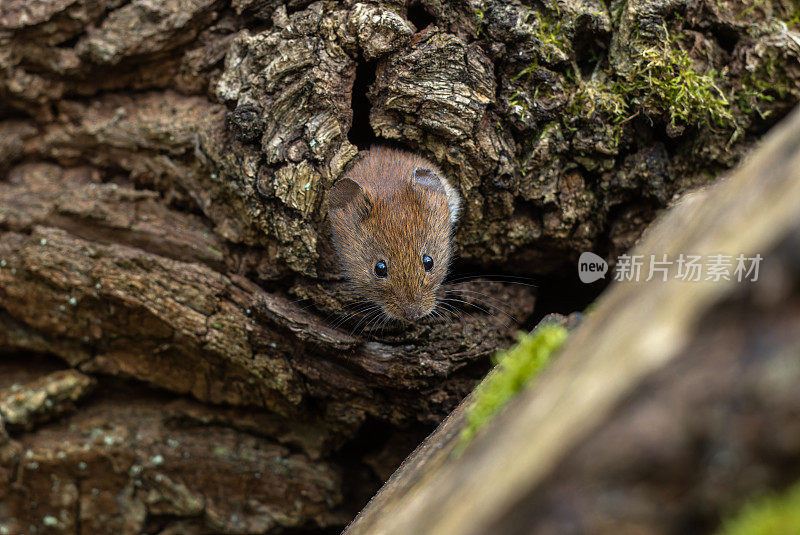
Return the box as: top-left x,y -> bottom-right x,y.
0,350 -> 72,389
0,104 -> 31,123
630,114 -> 689,151
746,102 -> 795,136
330,418 -> 423,521
57,34 -> 81,49
575,40 -> 608,78
285,0 -> 315,16
573,16 -> 610,78
243,19 -> 272,35
407,2 -> 435,31
713,27 -> 740,55
445,261 -> 606,330
529,272 -> 606,326
348,57 -> 378,150
236,2 -> 276,33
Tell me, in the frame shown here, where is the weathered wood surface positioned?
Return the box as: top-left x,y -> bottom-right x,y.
345,106 -> 800,535
1,0 -> 799,532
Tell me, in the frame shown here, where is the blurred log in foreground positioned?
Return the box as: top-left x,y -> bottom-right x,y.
345,106 -> 800,535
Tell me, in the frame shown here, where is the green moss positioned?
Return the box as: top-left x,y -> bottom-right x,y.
737,73 -> 776,118
735,42 -> 796,120
718,481 -> 800,535
457,325 -> 569,453
788,5 -> 800,27
513,64 -> 565,103
734,0 -> 768,21
508,90 -> 532,123
509,13 -> 740,175
752,49 -> 793,100
512,62 -> 538,82
517,27 -> 733,134
532,9 -> 569,52
205,245 -> 224,259
616,39 -> 733,129
571,36 -> 732,129
570,78 -> 628,122
474,8 -> 487,39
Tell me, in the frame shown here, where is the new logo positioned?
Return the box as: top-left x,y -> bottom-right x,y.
578,252 -> 608,283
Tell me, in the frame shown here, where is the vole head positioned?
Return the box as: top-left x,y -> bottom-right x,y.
327,166 -> 453,322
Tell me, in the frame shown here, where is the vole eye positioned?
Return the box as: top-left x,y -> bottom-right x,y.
374,260 -> 388,278
422,255 -> 434,272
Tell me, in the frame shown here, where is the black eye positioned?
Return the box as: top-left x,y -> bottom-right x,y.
374,260 -> 388,278
422,255 -> 434,272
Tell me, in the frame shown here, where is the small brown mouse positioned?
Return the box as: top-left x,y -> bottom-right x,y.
326,146 -> 461,322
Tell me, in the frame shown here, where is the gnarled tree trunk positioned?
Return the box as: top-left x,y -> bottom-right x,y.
0,0 -> 798,533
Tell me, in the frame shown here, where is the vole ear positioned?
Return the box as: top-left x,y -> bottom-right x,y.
327,178 -> 365,211
411,167 -> 446,193
413,166 -> 462,224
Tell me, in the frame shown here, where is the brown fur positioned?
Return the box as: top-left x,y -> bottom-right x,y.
326,147 -> 459,322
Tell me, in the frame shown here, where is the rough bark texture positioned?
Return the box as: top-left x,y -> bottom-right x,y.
0,0 -> 799,532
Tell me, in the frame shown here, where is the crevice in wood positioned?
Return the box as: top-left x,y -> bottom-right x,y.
348,57 -> 378,150
407,3 -> 435,32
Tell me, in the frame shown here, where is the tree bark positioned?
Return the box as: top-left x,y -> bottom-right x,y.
0,0 -> 799,533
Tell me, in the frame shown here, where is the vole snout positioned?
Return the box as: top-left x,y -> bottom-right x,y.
395,300 -> 426,322
403,308 -> 423,321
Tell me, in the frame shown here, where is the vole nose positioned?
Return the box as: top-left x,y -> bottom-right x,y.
401,305 -> 423,321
